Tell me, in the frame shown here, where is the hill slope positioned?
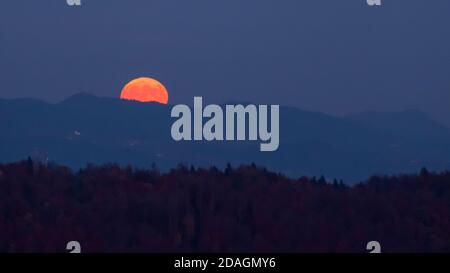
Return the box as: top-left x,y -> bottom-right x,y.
1,94 -> 450,182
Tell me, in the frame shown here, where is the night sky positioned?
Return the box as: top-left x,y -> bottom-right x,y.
1,0 -> 449,126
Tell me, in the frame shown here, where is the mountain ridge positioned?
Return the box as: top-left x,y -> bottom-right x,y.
1,93 -> 450,183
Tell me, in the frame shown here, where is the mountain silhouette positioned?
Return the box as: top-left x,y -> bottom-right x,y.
1,93 -> 450,183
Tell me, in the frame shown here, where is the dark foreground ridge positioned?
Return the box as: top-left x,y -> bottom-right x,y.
0,160 -> 449,252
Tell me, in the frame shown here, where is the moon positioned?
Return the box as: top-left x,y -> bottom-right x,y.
120,77 -> 169,104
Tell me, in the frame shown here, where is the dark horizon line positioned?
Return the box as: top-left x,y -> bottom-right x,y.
3,157 -> 443,187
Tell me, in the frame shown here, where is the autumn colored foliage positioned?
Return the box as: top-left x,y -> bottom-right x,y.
0,160 -> 449,252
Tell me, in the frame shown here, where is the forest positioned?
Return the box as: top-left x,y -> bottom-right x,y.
0,159 -> 449,252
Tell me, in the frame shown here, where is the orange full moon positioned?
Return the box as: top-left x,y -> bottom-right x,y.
120,77 -> 169,104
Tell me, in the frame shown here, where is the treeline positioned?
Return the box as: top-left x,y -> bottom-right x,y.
0,160 -> 449,252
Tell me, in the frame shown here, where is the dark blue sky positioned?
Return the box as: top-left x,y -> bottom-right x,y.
1,0 -> 449,125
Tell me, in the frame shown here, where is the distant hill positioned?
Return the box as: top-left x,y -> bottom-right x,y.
347,110 -> 450,141
1,93 -> 450,183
